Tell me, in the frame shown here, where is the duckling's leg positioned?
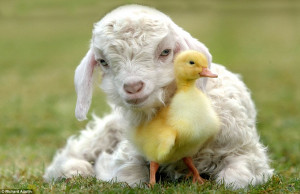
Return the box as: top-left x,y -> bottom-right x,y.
183,157 -> 205,184
149,161 -> 159,187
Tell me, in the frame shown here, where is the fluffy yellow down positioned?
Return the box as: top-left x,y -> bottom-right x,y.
132,50 -> 220,164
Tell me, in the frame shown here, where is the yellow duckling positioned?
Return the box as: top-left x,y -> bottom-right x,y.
131,50 -> 220,186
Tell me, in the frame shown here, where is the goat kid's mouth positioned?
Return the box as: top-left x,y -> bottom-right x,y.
125,94 -> 149,106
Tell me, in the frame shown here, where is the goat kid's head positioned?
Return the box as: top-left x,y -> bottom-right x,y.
74,5 -> 212,121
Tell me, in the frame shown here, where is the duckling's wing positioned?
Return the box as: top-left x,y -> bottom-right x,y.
156,128 -> 176,162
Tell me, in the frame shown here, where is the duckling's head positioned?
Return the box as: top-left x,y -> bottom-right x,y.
174,50 -> 217,82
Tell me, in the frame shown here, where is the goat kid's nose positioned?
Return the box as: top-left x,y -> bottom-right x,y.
123,81 -> 144,94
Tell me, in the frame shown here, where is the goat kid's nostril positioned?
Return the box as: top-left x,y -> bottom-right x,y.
124,81 -> 144,94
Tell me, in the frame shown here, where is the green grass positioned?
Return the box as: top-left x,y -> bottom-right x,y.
1,0 -> 299,193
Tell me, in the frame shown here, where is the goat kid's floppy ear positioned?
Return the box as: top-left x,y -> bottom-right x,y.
74,48 -> 97,121
174,25 -> 213,90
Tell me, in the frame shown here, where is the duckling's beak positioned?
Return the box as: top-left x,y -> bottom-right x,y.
199,67 -> 218,78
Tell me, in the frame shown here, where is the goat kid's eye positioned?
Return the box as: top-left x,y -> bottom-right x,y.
99,59 -> 108,67
160,49 -> 171,56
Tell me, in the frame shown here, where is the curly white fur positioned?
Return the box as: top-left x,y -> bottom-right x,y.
44,5 -> 273,189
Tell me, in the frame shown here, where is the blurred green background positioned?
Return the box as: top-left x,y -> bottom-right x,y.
0,0 -> 299,190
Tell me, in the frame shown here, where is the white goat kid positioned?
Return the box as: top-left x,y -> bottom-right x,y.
44,5 -> 273,189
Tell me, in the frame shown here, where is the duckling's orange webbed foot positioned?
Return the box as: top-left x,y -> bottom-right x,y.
183,157 -> 205,184
185,171 -> 193,179
149,161 -> 159,188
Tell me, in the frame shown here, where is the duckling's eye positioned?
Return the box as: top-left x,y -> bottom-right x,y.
160,49 -> 171,56
98,59 -> 108,67
189,61 -> 195,65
